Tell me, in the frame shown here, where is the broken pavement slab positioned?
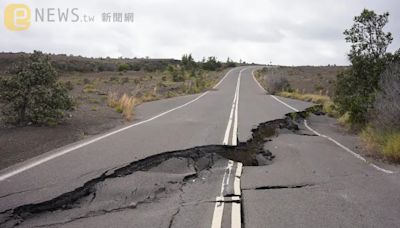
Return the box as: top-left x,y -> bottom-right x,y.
241,115 -> 400,228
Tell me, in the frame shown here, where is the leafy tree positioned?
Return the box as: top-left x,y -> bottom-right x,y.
371,61 -> 400,131
0,51 -> 73,125
334,9 -> 394,124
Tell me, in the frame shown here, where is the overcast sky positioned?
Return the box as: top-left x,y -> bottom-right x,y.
1,0 -> 399,65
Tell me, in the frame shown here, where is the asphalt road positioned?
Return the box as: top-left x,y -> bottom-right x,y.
0,66 -> 399,227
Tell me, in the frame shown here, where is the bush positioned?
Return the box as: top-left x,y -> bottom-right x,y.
168,65 -> 185,82
202,57 -> 222,71
118,63 -> 130,72
181,54 -> 197,70
0,51 -> 73,125
265,75 -> 291,94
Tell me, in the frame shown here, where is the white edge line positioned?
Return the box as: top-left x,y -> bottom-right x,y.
0,68 -> 238,182
251,69 -> 395,174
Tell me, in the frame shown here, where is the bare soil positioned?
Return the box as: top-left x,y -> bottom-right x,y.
260,66 -> 347,97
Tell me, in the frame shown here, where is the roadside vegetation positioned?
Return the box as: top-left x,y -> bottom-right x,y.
256,9 -> 400,162
0,51 -> 239,168
107,92 -> 137,121
0,51 -> 74,126
0,52 -> 237,125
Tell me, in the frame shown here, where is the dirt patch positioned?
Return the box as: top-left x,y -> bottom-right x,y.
259,66 -> 347,97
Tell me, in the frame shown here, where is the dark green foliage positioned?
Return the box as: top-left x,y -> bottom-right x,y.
201,57 -> 222,71
334,9 -> 395,124
172,71 -> 185,82
182,54 -> 197,70
167,64 -> 185,82
118,63 -> 130,72
0,51 -> 73,125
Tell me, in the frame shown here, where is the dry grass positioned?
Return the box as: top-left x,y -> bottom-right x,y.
82,84 -> 97,93
107,92 -> 119,107
361,127 -> 400,162
277,91 -> 338,117
107,92 -> 137,121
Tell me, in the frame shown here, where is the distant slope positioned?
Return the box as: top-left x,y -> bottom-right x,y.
0,52 -> 180,74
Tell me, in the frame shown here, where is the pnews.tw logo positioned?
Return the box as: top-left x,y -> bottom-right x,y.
4,4 -> 31,31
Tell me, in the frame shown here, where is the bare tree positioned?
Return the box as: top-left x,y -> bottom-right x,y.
371,62 -> 400,131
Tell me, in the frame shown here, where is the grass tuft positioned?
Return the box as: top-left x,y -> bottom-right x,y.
361,127 -> 400,162
277,91 -> 338,117
82,84 -> 96,93
107,92 -> 136,121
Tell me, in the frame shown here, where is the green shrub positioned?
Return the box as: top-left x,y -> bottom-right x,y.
201,57 -> 222,71
118,63 -> 130,72
0,51 -> 73,125
181,54 -> 197,70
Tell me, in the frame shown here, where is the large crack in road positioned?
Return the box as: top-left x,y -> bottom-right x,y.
0,109 -> 316,228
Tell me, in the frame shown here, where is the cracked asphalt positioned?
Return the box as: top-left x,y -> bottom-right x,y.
1,66 -> 400,228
